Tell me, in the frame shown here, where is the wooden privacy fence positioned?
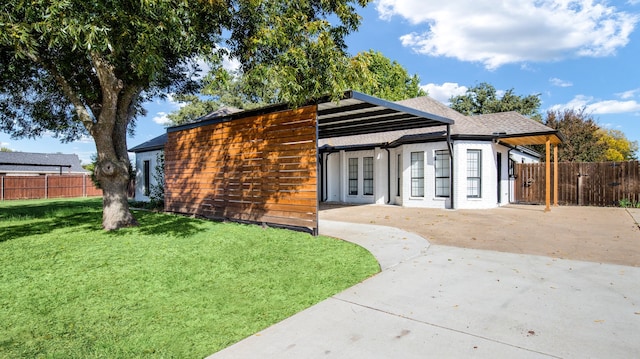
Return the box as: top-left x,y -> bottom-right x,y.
0,174 -> 102,200
165,105 -> 318,233
514,161 -> 640,206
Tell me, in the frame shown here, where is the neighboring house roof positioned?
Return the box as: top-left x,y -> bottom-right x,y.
319,96 -> 562,149
0,152 -> 88,174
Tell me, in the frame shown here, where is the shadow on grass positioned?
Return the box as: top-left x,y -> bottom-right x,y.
0,200 -> 104,242
0,199 -> 205,242
119,210 -> 206,238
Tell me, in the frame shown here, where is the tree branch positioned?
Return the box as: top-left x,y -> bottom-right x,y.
23,51 -> 96,133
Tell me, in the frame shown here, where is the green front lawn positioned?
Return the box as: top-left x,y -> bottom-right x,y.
0,198 -> 379,358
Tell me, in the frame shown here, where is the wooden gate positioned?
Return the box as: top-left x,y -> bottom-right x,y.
514,161 -> 640,206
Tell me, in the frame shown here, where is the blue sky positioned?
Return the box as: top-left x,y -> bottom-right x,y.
2,0 -> 639,163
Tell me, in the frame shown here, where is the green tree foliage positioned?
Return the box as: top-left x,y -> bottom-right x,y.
167,71 -> 271,126
168,50 -> 425,125
0,147 -> 13,152
0,0 -> 370,229
149,152 -> 165,206
450,82 -> 542,121
544,109 -> 606,162
347,50 -> 426,101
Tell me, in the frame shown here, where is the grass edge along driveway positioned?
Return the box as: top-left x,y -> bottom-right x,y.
0,198 -> 379,358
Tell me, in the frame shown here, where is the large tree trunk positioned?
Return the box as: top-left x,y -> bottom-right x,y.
98,159 -> 137,230
94,132 -> 138,230
90,53 -> 139,230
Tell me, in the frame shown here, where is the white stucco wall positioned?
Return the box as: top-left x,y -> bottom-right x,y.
324,148 -> 390,204
134,149 -> 163,202
340,150 -> 376,204
322,141 -> 529,209
398,143 -> 452,209
323,152 -> 342,202
510,149 -> 540,164
452,141 -> 506,209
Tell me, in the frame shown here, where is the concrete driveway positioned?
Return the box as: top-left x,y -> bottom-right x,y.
210,206 -> 640,358
320,204 -> 640,267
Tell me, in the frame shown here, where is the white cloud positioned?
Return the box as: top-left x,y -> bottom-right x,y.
588,100 -> 640,114
549,95 -> 640,114
73,135 -> 93,144
152,112 -> 172,126
378,0 -> 639,70
550,77 -> 573,87
420,82 -> 468,103
166,93 -> 188,110
222,55 -> 241,73
616,88 -> 640,99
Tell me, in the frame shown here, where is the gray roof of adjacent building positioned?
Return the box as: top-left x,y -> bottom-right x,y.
0,152 -> 88,174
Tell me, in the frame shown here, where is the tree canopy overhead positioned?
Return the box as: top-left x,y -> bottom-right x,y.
449,82 -> 542,121
167,49 -> 426,126
0,0 -> 371,229
347,50 -> 426,101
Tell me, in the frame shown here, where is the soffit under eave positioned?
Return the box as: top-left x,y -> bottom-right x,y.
497,134 -> 563,147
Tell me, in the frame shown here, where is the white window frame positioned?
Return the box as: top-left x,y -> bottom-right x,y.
467,149 -> 482,198
434,150 -> 450,198
410,151 -> 424,197
363,157 -> 374,196
348,158 -> 358,196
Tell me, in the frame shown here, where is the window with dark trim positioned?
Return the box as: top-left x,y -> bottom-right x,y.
143,160 -> 151,197
396,154 -> 402,196
348,158 -> 358,195
435,150 -> 450,197
467,150 -> 482,198
410,152 -> 424,197
363,157 -> 374,195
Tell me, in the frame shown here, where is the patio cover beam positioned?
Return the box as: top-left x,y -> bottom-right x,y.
316,91 -> 453,139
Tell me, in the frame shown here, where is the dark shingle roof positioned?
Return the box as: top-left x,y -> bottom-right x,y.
0,152 -> 88,174
471,112 -> 555,135
129,133 -> 167,153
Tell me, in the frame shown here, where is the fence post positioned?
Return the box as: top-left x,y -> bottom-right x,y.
1,176 -> 3,201
577,162 -> 584,206
83,174 -> 86,197
45,174 -> 48,199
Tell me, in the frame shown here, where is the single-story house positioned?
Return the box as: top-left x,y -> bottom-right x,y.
131,91 -> 562,233
318,96 -> 559,209
0,152 -> 88,176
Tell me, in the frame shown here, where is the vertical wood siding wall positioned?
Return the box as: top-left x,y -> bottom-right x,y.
164,106 -> 318,233
0,174 -> 102,200
514,161 -> 640,206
